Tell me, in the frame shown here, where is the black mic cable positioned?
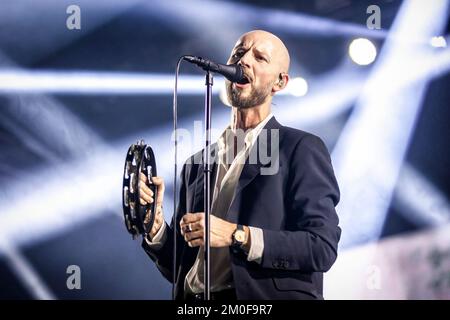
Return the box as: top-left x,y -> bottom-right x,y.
171,55 -> 185,300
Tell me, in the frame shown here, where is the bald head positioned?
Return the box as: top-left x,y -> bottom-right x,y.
225,30 -> 291,109
237,30 -> 290,74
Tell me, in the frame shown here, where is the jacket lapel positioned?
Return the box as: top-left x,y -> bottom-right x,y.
189,116 -> 282,217
228,117 -> 282,220
236,116 -> 281,192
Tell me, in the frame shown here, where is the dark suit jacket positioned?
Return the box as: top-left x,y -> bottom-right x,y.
142,117 -> 341,300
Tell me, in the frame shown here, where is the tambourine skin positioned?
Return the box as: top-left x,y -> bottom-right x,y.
122,140 -> 157,239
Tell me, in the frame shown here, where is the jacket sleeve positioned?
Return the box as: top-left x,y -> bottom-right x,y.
141,163 -> 188,283
261,134 -> 341,272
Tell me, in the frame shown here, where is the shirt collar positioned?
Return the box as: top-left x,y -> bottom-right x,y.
244,113 -> 273,148
217,113 -> 273,154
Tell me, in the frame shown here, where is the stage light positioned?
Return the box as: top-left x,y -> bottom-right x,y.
333,0 -> 450,249
0,240 -> 55,300
0,70 -> 225,95
275,65 -> 367,126
348,38 -> 377,66
394,164 -> 450,226
286,77 -> 308,97
430,36 -> 447,48
0,70 -> 309,96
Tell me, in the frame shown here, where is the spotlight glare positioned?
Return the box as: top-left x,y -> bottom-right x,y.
349,38 -> 377,66
430,36 -> 447,48
219,85 -> 231,106
286,77 -> 308,97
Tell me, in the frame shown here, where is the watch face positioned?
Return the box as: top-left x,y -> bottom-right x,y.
235,230 -> 246,243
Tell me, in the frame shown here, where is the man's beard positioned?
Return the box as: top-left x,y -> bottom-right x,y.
225,81 -> 272,109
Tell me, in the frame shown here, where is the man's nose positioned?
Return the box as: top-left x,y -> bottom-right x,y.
238,51 -> 252,69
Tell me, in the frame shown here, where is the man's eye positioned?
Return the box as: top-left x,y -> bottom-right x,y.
256,56 -> 267,62
234,50 -> 247,58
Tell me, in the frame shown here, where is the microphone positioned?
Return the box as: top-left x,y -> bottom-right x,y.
183,55 -> 246,84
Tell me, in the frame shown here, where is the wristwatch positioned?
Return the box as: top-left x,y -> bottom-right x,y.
231,224 -> 246,251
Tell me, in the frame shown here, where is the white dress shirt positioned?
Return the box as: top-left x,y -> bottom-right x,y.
147,113 -> 273,294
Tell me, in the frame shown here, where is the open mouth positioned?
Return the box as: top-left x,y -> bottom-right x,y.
236,74 -> 251,85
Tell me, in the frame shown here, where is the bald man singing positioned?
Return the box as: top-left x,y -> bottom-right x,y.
140,30 -> 341,300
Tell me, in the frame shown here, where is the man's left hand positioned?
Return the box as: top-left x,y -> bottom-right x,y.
180,212 -> 237,248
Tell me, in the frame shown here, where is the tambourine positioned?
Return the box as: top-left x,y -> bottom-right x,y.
122,140 -> 158,239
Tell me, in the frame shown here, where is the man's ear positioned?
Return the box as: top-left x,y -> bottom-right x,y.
272,73 -> 289,94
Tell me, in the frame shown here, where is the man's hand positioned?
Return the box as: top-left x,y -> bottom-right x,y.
179,213 -> 250,250
139,172 -> 165,239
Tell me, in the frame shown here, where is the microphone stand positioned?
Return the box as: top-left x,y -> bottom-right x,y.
203,71 -> 213,301
178,56 -> 241,300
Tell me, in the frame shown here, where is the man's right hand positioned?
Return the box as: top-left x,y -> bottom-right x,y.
139,172 -> 165,240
